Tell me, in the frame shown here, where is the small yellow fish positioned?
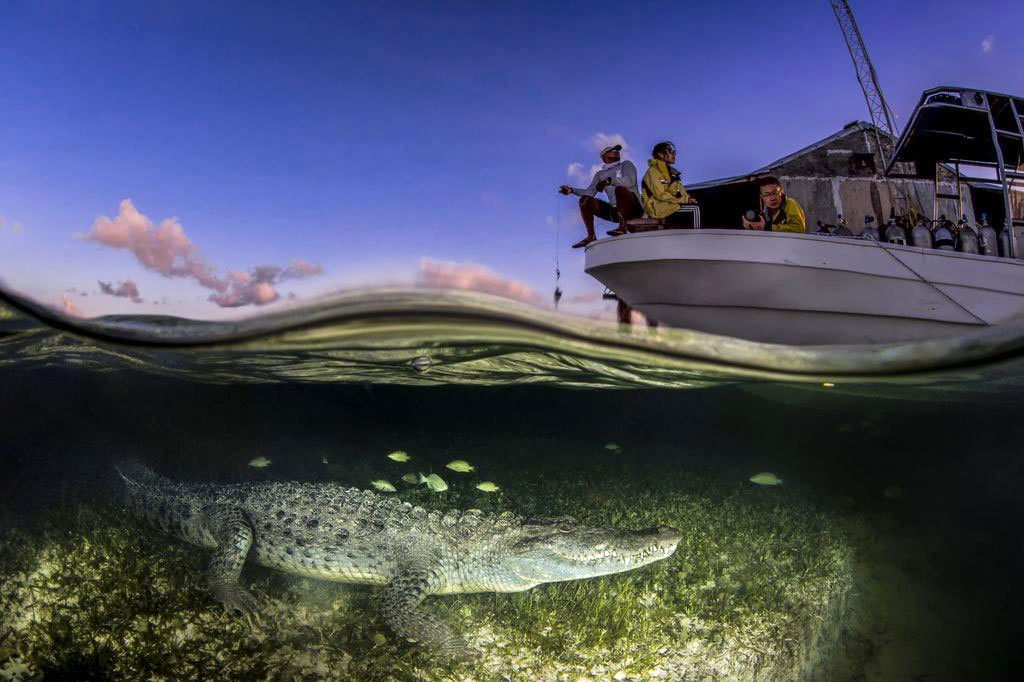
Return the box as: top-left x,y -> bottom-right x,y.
446,459 -> 474,473
475,482 -> 500,493
419,472 -> 448,492
372,632 -> 387,646
749,472 -> 783,486
387,451 -> 410,462
604,443 -> 621,452
401,473 -> 418,485
248,456 -> 272,468
371,479 -> 397,492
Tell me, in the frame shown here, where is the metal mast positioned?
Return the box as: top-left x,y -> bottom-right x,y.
830,0 -> 898,166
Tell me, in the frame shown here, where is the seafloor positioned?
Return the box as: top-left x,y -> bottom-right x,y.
1,370 -> 1021,680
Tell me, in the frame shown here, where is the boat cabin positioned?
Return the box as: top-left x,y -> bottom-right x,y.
887,86 -> 1024,257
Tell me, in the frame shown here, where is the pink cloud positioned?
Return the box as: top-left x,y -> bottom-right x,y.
208,268 -> 280,307
98,279 -> 143,303
59,292 -> 80,316
283,259 -> 323,279
417,258 -> 539,303
85,199 -> 324,308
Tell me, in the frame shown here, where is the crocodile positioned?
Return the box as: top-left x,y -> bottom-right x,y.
116,460 -> 681,658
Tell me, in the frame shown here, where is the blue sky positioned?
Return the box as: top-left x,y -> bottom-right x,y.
1,0 -> 1021,319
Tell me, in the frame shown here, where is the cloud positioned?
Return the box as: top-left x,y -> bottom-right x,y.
84,199 -> 324,308
207,266 -> 281,307
589,132 -> 631,159
981,35 -> 995,52
98,279 -> 143,303
59,292 -> 80,316
567,162 -> 588,183
282,259 -> 323,279
417,258 -> 539,303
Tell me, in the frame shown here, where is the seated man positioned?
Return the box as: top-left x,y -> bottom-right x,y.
641,141 -> 698,228
741,176 -> 806,233
559,144 -> 643,248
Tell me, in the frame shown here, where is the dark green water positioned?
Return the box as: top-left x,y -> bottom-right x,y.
1,291 -> 1022,680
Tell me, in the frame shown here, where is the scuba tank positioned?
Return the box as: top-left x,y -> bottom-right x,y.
911,216 -> 933,249
932,215 -> 956,251
860,214 -> 879,241
957,215 -> 979,254
832,214 -> 853,238
885,216 -> 907,245
977,213 -> 999,257
998,222 -> 1013,258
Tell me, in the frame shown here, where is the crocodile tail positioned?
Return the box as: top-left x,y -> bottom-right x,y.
114,458 -> 169,488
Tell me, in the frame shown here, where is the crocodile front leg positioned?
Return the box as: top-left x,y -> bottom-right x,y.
203,504 -> 259,621
380,567 -> 471,659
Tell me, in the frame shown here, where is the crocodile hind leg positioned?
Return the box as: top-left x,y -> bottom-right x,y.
380,568 -> 472,660
203,504 -> 259,623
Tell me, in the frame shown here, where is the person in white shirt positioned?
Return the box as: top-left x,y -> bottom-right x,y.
559,144 -> 643,248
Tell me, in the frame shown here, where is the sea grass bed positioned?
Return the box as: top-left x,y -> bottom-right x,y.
0,465 -> 853,681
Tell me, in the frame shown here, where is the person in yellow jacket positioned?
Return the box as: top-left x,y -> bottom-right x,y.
741,176 -> 806,233
641,141 -> 698,227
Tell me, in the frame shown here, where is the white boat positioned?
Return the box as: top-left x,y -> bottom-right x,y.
584,229 -> 1024,345
585,86 -> 1024,345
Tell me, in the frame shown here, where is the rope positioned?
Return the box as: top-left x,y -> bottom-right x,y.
866,236 -> 987,324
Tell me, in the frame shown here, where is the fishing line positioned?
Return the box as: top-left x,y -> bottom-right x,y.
553,195 -> 562,307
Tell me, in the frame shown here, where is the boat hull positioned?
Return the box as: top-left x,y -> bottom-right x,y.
584,229 -> 1024,345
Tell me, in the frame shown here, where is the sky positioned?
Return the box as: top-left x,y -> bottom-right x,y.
1,0 -> 1021,320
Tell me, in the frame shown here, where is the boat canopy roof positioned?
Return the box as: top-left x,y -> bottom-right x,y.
887,86 -> 1024,180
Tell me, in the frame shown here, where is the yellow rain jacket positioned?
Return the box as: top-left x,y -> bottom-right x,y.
642,159 -> 696,219
765,196 -> 807,233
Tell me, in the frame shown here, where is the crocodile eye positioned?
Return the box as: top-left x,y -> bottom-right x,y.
558,523 -> 574,533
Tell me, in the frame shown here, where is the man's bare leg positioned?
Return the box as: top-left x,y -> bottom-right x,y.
579,196 -> 598,237
614,187 -> 641,232
573,196 -> 599,248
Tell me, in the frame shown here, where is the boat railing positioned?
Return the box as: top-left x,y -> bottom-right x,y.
885,85 -> 1024,258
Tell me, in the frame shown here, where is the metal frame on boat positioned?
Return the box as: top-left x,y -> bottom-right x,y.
584,86 -> 1024,345
886,86 -> 1024,256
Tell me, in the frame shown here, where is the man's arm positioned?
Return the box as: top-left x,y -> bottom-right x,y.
643,169 -> 685,204
674,181 -> 696,204
570,171 -> 603,198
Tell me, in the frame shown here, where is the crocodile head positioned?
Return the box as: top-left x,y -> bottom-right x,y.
501,516 -> 682,588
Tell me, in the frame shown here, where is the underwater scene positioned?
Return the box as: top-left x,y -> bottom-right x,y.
1,292 -> 1022,681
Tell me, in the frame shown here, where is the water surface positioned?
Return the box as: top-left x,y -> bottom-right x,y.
0,287 -> 1021,680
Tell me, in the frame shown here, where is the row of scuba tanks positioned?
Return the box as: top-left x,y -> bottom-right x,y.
815,210 -> 1010,257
